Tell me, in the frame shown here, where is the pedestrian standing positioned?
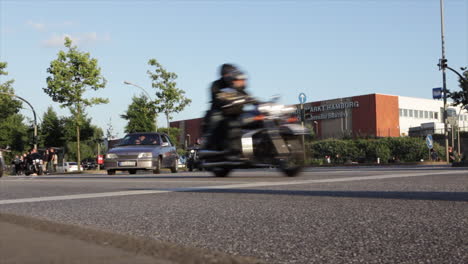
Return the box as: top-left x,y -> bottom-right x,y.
50,149 -> 58,173
12,155 -> 22,175
47,148 -> 53,172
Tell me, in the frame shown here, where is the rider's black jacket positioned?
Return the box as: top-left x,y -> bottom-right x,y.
209,78 -> 231,110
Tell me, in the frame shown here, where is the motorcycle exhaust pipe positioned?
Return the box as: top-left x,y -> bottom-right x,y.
201,161 -> 245,168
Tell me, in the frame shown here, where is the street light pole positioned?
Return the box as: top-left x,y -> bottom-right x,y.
186,134 -> 191,149
439,0 -> 449,163
0,92 -> 38,149
123,81 -> 157,131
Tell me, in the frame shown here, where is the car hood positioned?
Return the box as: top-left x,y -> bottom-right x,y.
108,145 -> 159,154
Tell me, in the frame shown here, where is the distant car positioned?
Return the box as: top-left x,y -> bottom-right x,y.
178,156 -> 186,169
81,158 -> 97,170
63,162 -> 83,172
104,132 -> 179,175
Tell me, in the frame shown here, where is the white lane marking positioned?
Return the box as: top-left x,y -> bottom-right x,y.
0,170 -> 465,205
1,179 -> 245,184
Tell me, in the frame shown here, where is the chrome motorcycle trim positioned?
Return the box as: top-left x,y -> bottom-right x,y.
241,129 -> 262,158
280,124 -> 309,135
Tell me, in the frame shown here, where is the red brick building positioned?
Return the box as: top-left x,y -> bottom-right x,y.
170,93 -> 446,143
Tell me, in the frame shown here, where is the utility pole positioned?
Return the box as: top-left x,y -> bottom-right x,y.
439,0 -> 449,163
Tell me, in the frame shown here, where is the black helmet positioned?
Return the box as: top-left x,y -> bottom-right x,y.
220,63 -> 237,76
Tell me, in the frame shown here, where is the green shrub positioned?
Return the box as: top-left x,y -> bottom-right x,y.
310,139 -> 359,164
355,139 -> 391,163
307,136 -> 443,164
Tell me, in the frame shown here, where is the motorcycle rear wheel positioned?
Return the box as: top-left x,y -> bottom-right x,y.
213,168 -> 231,177
279,137 -> 305,177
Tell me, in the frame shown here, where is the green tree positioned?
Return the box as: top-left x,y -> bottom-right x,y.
448,67 -> 468,108
40,106 -> 65,148
147,59 -> 191,128
0,62 -> 28,153
121,95 -> 157,133
43,37 -> 108,170
62,116 -> 104,161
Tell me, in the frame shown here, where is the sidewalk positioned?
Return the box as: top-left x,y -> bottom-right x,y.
0,213 -> 262,264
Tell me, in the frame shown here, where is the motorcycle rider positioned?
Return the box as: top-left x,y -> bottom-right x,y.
208,69 -> 251,157
26,148 -> 43,175
202,63 -> 238,149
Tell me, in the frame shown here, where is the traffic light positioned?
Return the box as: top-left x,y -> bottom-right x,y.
438,59 -> 448,70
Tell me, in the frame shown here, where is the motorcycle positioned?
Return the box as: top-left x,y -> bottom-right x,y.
186,147 -> 203,171
199,91 -> 308,177
25,158 -> 44,176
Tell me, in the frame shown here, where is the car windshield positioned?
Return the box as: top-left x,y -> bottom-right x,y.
119,134 -> 160,146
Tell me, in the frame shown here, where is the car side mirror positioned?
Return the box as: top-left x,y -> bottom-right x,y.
161,142 -> 169,147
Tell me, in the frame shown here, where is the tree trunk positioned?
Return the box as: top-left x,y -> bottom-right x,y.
166,113 -> 170,128
77,124 -> 81,172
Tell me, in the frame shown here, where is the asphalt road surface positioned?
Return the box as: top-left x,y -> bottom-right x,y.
1,166 -> 467,264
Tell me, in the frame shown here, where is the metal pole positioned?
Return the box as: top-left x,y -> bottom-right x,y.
301,103 -> 306,161
440,0 -> 449,163
97,140 -> 101,171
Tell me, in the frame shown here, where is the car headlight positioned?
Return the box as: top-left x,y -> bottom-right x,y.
138,152 -> 153,158
106,153 -> 118,159
190,150 -> 195,153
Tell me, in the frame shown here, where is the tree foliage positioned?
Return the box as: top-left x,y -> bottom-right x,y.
40,106 -> 65,148
43,37 -> 108,169
0,62 -> 28,153
121,95 -> 157,133
448,67 -> 468,108
147,59 -> 191,127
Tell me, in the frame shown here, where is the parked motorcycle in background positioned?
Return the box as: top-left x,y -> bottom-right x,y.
199,92 -> 308,177
25,158 -> 44,176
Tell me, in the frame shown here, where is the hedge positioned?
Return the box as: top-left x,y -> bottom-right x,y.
308,137 -> 445,164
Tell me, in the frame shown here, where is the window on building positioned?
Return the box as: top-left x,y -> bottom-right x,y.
435,112 -> 438,120
430,112 -> 434,119
409,109 -> 413,117
403,109 -> 408,117
420,110 -> 424,118
399,109 -> 403,116
414,110 -> 419,118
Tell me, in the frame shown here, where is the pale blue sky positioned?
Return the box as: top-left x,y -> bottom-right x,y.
1,0 -> 467,138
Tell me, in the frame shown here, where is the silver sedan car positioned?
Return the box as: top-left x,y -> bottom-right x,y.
104,132 -> 178,175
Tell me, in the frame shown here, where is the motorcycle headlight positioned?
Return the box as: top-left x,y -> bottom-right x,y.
106,153 -> 118,159
138,152 -> 152,158
190,150 -> 195,153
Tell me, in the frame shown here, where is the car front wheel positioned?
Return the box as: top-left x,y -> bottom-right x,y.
170,159 -> 178,173
153,157 -> 162,174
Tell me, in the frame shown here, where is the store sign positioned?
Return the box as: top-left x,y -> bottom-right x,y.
309,101 -> 359,113
296,100 -> 359,121
311,111 -> 348,121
